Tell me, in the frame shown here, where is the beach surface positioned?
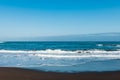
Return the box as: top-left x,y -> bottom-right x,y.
0,67 -> 120,80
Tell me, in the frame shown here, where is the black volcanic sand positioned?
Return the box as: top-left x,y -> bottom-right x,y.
0,67 -> 120,80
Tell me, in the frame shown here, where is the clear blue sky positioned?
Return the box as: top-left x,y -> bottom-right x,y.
0,0 -> 120,40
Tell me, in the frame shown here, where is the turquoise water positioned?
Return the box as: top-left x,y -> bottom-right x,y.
0,41 -> 120,72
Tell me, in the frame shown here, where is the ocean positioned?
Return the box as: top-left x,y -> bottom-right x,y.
0,41 -> 120,72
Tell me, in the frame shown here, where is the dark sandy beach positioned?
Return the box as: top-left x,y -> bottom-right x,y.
0,67 -> 120,80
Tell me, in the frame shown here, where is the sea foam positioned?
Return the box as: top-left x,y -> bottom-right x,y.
0,49 -> 120,59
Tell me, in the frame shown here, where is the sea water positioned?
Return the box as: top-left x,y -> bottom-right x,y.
0,41 -> 120,72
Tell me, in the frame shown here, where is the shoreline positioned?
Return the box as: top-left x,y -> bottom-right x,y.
0,67 -> 120,80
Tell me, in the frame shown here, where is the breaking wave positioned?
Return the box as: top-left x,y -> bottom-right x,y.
97,44 -> 103,47
0,49 -> 120,59
96,44 -> 120,48
0,49 -> 119,53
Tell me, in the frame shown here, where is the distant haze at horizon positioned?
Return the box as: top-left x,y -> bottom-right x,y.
1,32 -> 120,41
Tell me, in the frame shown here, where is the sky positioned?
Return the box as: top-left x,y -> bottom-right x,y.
0,0 -> 120,40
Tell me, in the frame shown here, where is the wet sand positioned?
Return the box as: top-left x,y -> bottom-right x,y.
0,67 -> 120,80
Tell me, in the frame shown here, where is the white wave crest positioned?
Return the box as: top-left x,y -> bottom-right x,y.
116,45 -> 120,47
0,49 -> 120,54
0,49 -> 120,59
0,49 -> 76,54
97,44 -> 103,47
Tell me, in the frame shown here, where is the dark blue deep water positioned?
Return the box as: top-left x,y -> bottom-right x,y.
1,41 -> 120,50
0,41 -> 120,72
